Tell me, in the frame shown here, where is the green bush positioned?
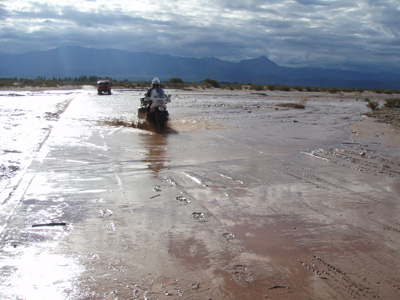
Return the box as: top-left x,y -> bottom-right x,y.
202,78 -> 220,88
384,89 -> 400,95
328,87 -> 339,94
365,97 -> 379,110
293,86 -> 304,91
276,85 -> 290,91
224,83 -> 242,90
250,84 -> 264,91
371,88 -> 385,94
0,78 -> 17,88
166,77 -> 185,88
384,98 -> 400,108
342,88 -> 356,93
167,77 -> 184,84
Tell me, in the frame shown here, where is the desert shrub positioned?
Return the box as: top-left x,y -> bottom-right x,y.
293,86 -> 304,91
383,89 -> 400,95
168,77 -> 184,84
225,83 -> 242,90
166,77 -> 185,88
190,82 -> 200,89
305,86 -> 321,92
113,80 -> 137,88
328,87 -> 339,94
267,84 -> 276,91
276,102 -> 305,109
202,78 -> 220,88
384,98 -> 400,108
341,88 -> 356,93
43,81 -> 58,87
371,88 -> 385,94
0,78 -> 18,87
365,97 -> 379,110
250,84 -> 264,91
276,85 -> 290,91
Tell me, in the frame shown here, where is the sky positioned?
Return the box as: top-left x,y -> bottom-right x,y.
0,0 -> 399,72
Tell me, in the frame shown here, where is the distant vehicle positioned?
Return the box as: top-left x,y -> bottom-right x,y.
138,94 -> 171,130
97,79 -> 111,95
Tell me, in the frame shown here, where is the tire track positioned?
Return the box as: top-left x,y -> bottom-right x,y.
299,255 -> 378,299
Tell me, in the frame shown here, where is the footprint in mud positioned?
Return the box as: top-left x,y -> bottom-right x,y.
233,264 -> 254,283
222,232 -> 235,240
176,195 -> 191,204
99,209 -> 113,218
163,175 -> 176,186
192,212 -> 205,220
103,222 -> 116,231
234,264 -> 248,272
153,186 -> 162,192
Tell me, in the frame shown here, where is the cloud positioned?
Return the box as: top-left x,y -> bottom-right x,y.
295,0 -> 330,5
0,0 -> 399,72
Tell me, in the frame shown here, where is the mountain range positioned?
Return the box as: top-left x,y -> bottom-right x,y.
0,46 -> 399,89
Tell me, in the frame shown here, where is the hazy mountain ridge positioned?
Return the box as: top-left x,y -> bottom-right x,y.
0,46 -> 398,89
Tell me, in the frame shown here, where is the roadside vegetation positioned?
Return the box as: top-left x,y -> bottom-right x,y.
1,76 -> 399,95
365,97 -> 400,128
276,98 -> 308,109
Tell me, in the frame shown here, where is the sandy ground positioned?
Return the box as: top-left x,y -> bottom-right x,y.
0,88 -> 399,299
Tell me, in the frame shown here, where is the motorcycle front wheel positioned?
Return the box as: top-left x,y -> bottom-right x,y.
155,110 -> 165,130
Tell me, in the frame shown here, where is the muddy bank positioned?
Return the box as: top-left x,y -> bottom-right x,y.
367,107 -> 400,128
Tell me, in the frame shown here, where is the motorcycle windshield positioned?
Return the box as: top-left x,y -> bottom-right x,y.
150,88 -> 165,98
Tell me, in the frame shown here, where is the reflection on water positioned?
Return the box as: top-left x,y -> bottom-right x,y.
0,243 -> 82,300
0,91 -> 79,204
140,133 -> 170,177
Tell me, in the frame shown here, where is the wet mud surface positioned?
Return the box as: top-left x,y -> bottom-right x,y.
0,88 -> 399,299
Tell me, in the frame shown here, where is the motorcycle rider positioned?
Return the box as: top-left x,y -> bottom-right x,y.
146,77 -> 165,98
141,77 -> 165,112
138,77 -> 170,121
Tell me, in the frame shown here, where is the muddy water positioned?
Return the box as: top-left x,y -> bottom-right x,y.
0,88 -> 399,299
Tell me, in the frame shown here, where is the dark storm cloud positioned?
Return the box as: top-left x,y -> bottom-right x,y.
0,0 -> 399,72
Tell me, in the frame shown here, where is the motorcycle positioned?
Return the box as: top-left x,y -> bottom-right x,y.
138,94 -> 171,130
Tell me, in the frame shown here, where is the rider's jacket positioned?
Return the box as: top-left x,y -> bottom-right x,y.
146,87 -> 165,98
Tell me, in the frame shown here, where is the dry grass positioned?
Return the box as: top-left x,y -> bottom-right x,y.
276,97 -> 308,109
367,108 -> 400,128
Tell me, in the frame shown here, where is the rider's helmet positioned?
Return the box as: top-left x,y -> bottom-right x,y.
152,77 -> 161,88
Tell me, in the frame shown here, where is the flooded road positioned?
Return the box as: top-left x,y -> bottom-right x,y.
0,88 -> 399,299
